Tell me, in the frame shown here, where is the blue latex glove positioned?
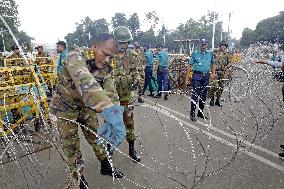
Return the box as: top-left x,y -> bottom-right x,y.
97,105 -> 126,150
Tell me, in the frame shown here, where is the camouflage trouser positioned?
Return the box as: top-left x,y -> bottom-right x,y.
208,73 -> 225,98
120,100 -> 135,143
50,104 -> 107,173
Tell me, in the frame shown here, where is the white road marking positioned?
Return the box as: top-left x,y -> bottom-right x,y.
140,99 -> 284,172
143,97 -> 280,158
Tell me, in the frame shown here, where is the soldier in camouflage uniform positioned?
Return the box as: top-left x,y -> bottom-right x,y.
5,46 -> 24,66
112,26 -> 143,162
49,33 -> 125,189
208,40 -> 231,107
35,45 -> 49,57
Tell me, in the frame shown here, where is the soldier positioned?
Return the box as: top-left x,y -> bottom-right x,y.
49,33 -> 125,189
35,45 -> 49,57
5,45 -> 23,66
112,26 -> 142,162
132,42 -> 146,103
208,40 -> 231,107
186,38 -> 215,122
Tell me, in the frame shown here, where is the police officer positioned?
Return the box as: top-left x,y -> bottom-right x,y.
143,45 -> 155,97
208,40 -> 231,107
187,38 -> 215,122
56,41 -> 68,79
155,44 -> 169,100
50,33 -> 125,188
112,26 -> 142,162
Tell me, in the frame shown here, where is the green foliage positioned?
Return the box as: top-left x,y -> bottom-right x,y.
111,13 -> 127,29
65,17 -> 109,48
0,0 -> 33,51
240,11 -> 284,47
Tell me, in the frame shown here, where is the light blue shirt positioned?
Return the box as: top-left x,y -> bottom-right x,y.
267,61 -> 283,68
57,50 -> 67,76
189,50 -> 214,73
156,50 -> 169,67
145,50 -> 154,67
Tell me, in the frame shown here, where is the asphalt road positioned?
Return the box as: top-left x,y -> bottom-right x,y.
0,64 -> 284,189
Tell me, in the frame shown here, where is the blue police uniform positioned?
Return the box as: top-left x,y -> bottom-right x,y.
156,49 -> 169,94
57,50 -> 68,78
189,50 -> 214,118
143,50 -> 154,93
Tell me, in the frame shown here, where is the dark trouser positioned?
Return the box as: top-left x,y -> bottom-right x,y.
157,66 -> 169,93
190,73 -> 210,116
143,66 -> 153,93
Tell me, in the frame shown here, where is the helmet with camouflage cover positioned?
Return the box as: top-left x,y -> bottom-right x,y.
219,40 -> 228,47
113,26 -> 133,43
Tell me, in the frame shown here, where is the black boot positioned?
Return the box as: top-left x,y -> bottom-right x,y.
209,97 -> 214,106
215,97 -> 222,107
100,159 -> 124,178
147,92 -> 155,97
138,96 -> 144,103
79,175 -> 89,189
197,111 -> 208,119
155,92 -> 162,98
164,94 -> 168,101
129,142 -> 141,162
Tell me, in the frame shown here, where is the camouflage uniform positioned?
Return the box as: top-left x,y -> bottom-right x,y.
49,51 -> 116,174
111,52 -> 143,143
5,53 -> 24,66
208,50 -> 231,99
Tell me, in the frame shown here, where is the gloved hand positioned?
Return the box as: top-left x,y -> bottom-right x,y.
96,105 -> 126,151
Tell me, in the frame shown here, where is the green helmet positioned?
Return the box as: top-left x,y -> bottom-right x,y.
113,26 -> 133,43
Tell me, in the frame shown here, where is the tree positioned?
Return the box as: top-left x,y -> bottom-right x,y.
65,17 -> 109,48
145,11 -> 159,30
111,13 -> 127,29
240,28 -> 255,47
0,0 -> 33,51
127,13 -> 140,41
240,11 -> 284,48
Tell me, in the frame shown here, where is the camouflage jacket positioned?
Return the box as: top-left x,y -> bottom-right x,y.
111,50 -> 144,100
214,50 -> 231,72
36,52 -> 49,57
88,60 -> 120,106
50,51 -> 115,114
5,53 -> 24,66
35,52 -> 51,65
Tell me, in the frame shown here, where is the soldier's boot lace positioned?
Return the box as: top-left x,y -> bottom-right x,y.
209,97 -> 215,106
215,97 -> 222,107
129,141 -> 141,162
100,159 -> 124,178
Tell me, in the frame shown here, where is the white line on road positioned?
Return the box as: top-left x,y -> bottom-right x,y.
143,97 -> 280,159
140,99 -> 284,173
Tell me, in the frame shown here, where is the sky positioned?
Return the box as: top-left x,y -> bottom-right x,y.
12,0 -> 284,45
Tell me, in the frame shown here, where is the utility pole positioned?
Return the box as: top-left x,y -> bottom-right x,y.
211,0 -> 217,50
